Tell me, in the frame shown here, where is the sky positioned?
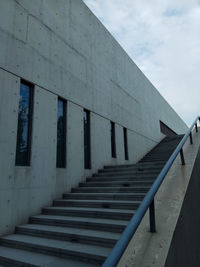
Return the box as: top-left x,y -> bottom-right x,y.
83,0 -> 200,126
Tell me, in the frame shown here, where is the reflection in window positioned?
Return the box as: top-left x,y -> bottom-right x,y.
111,121 -> 116,158
84,109 -> 91,169
56,98 -> 66,168
15,81 -> 33,166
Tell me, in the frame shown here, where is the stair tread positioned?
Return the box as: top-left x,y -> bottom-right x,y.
1,234 -> 111,257
104,161 -> 166,168
54,199 -> 141,204
74,186 -> 151,189
17,224 -> 120,240
44,206 -> 135,213
87,175 -> 157,179
0,246 -> 95,267
82,181 -> 154,185
65,192 -> 146,196
94,171 -> 160,176
31,215 -> 129,226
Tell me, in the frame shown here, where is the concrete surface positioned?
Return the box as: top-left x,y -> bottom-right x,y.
117,129 -> 200,267
165,135 -> 200,267
0,0 -> 188,235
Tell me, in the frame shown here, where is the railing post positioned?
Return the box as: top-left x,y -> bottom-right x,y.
149,199 -> 156,233
195,123 -> 198,132
189,132 -> 193,144
180,148 -> 185,165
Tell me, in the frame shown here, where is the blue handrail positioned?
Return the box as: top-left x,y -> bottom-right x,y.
102,116 -> 200,267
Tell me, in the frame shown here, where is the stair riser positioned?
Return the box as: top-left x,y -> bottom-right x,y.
0,240 -> 106,265
142,154 -> 174,158
30,218 -> 125,233
86,177 -> 156,182
0,257 -> 36,267
15,228 -> 116,248
63,194 -> 145,201
141,159 -> 170,162
93,171 -> 160,177
104,162 -> 165,169
99,167 -> 162,173
42,208 -> 133,220
86,178 -> 155,183
72,188 -> 150,193
53,201 -> 140,210
80,182 -> 153,187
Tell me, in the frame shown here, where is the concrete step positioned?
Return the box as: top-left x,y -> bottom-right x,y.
42,206 -> 134,220
63,192 -> 146,201
80,181 -> 154,187
86,176 -> 156,182
30,215 -> 128,233
140,157 -> 171,162
93,169 -> 160,177
72,186 -> 150,193
99,165 -> 163,173
53,199 -> 141,210
104,161 -> 165,169
0,235 -> 110,265
0,246 -> 96,267
15,224 -> 120,248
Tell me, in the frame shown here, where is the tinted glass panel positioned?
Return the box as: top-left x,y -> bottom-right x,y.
124,127 -> 129,160
57,99 -> 66,168
84,110 -> 91,169
111,122 -> 116,158
15,81 -> 33,166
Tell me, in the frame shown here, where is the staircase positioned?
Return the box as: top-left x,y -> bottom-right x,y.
0,135 -> 183,267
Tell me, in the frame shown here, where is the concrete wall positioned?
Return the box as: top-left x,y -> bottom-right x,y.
0,0 -> 188,234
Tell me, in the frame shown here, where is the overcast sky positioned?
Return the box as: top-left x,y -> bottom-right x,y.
83,0 -> 200,126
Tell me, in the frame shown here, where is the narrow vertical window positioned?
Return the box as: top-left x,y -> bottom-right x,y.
84,109 -> 91,169
111,121 -> 116,158
123,127 -> 129,160
15,81 -> 33,166
56,98 -> 66,168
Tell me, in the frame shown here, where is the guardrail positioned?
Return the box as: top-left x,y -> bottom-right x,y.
103,116 -> 200,267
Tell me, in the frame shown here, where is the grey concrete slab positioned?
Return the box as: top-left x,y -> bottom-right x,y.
63,192 -> 146,200
31,214 -> 129,226
0,246 -> 96,267
16,223 -> 120,246
0,234 -> 110,264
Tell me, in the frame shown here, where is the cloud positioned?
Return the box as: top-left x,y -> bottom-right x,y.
83,0 -> 200,126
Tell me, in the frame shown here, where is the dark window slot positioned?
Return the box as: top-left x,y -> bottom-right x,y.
56,98 -> 67,168
111,121 -> 116,158
15,80 -> 34,166
84,109 -> 91,169
160,121 -> 177,136
123,127 -> 129,160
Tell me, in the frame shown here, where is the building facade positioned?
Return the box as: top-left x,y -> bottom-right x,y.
0,0 -> 188,235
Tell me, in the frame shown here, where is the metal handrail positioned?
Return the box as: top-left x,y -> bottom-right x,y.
103,116 -> 200,267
